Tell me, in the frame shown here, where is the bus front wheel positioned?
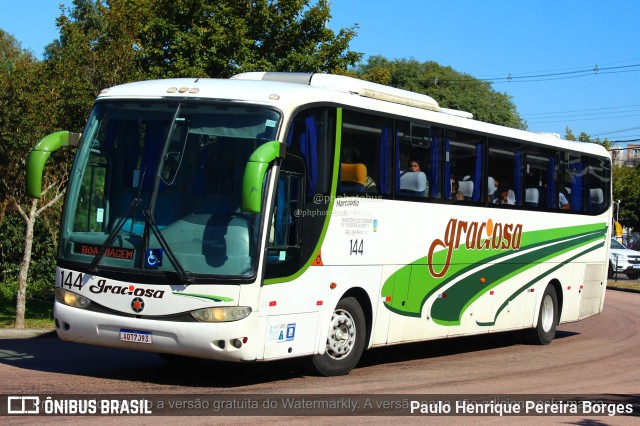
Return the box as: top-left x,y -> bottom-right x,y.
309,297 -> 366,376
526,285 -> 558,345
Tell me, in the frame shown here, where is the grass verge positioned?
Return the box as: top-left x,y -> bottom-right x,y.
607,280 -> 640,292
0,296 -> 55,328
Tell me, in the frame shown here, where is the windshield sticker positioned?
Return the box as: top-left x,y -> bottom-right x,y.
75,244 -> 134,260
145,248 -> 163,268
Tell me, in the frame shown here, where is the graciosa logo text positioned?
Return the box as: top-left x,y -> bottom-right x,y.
89,280 -> 166,298
428,218 -> 523,278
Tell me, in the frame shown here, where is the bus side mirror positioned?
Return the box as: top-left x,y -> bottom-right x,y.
26,131 -> 81,198
241,141 -> 286,213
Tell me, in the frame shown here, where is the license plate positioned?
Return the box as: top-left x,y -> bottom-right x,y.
633,265 -> 640,269
120,329 -> 152,344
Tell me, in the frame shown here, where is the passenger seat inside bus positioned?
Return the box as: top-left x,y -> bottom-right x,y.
458,180 -> 474,200
339,163 -> 367,193
399,171 -> 428,196
526,188 -> 539,207
590,188 -> 604,211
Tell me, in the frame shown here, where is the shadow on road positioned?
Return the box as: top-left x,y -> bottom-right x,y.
0,326 -> 582,388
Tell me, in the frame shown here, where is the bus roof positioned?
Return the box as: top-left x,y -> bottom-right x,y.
96,73 -> 610,159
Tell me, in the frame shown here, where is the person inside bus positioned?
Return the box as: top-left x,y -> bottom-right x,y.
489,176 -> 501,203
559,174 -> 573,210
493,180 -> 515,205
559,188 -> 571,210
400,159 -> 429,197
450,176 -> 464,201
541,179 -> 571,210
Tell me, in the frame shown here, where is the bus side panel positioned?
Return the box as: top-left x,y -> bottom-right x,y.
560,263 -> 585,323
370,265 -> 395,345
578,263 -> 607,320
259,267 -> 328,361
486,267 -> 538,333
262,312 -> 318,359
260,266 -> 382,359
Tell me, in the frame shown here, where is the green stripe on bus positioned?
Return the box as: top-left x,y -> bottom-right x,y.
475,241 -> 604,327
172,292 -> 234,302
430,228 -> 606,325
382,223 -> 607,320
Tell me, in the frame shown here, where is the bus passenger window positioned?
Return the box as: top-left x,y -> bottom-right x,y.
341,110 -> 392,195
396,121 -> 439,199
488,138 -> 523,207
563,153 -> 585,212
445,130 -> 484,203
586,155 -> 610,212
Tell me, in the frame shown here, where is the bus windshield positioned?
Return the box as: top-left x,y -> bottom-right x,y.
60,101 -> 280,280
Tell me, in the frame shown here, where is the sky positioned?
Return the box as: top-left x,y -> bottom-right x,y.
1,1 -> 639,147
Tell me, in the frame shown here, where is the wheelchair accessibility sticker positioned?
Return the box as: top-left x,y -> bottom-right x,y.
145,248 -> 163,268
269,323 -> 296,343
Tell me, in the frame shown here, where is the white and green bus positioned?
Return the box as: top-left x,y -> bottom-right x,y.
27,72 -> 612,376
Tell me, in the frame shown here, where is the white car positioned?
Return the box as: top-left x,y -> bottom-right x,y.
609,239 -> 640,279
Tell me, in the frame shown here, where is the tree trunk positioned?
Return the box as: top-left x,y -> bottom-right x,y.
15,198 -> 38,329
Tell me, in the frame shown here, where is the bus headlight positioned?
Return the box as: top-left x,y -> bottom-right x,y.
191,306 -> 252,322
55,288 -> 91,309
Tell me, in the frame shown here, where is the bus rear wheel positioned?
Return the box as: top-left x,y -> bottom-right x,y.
309,297 -> 366,376
526,285 -> 558,345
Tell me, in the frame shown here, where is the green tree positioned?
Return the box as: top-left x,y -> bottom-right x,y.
565,128 -> 636,231
135,0 -> 361,78
1,0 -> 362,327
352,56 -> 526,129
44,0 -> 147,131
564,127 -> 612,149
41,0 -> 362,123
49,0 -> 361,82
612,165 -> 640,232
0,30 -> 67,327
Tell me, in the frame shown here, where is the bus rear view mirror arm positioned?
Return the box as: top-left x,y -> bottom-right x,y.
241,141 -> 286,213
26,131 -> 81,198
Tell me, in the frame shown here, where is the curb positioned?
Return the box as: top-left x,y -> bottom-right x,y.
0,328 -> 56,339
607,285 -> 640,294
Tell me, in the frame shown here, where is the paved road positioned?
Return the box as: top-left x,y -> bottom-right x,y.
1,290 -> 638,424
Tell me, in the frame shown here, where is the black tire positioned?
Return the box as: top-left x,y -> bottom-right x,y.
608,262 -> 614,279
525,285 -> 558,345
309,297 -> 366,376
626,272 -> 639,280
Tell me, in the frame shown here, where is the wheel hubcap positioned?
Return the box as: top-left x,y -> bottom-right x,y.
326,309 -> 356,360
541,294 -> 554,332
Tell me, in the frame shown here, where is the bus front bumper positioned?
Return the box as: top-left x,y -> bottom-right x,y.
53,301 -> 259,362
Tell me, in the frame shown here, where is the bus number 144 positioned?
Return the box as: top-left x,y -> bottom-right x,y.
350,239 -> 364,255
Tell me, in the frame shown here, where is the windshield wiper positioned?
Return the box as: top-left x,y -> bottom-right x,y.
90,165 -> 148,274
89,196 -> 141,274
142,209 -> 193,284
